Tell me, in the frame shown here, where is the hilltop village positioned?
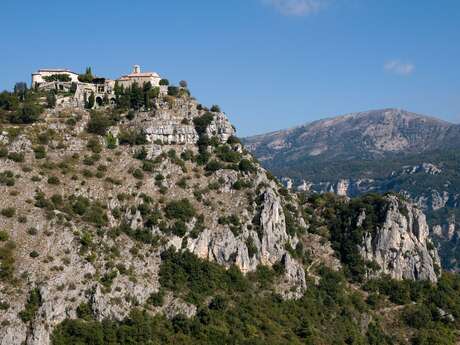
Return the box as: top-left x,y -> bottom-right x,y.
31,65 -> 172,109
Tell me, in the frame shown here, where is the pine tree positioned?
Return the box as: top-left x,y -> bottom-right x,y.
129,82 -> 143,110
86,91 -> 95,109
46,91 -> 56,108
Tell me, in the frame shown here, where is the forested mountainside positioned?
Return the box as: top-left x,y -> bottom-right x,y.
244,108 -> 460,272
0,83 -> 459,345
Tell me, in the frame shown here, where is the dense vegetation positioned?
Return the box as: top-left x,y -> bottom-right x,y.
51,248 -> 460,345
0,84 -> 44,124
313,193 -> 389,281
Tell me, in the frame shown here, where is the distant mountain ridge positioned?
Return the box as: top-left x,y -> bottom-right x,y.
243,108 -> 460,271
245,108 -> 460,163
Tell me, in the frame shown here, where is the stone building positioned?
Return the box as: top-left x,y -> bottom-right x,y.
31,65 -> 163,108
116,65 -> 162,89
31,68 -> 80,88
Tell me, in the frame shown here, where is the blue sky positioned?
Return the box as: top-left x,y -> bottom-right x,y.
0,0 -> 459,136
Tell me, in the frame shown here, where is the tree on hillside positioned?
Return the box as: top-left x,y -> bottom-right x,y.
142,82 -> 151,109
129,82 -> 143,110
9,102 -> 43,124
86,91 -> 95,109
14,82 -> 28,100
46,91 -> 56,108
78,67 -> 94,83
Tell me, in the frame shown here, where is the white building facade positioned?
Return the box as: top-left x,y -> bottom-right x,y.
31,69 -> 80,88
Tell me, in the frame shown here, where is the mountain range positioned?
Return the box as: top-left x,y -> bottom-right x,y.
244,108 -> 460,271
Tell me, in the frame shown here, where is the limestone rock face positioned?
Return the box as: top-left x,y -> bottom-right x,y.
359,195 -> 440,282
131,101 -> 235,146
184,185 -> 294,274
206,113 -> 235,143
259,188 -> 289,265
145,121 -> 198,145
275,253 -> 307,299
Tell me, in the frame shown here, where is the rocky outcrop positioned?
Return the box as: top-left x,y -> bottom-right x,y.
275,253 -> 307,299
359,195 -> 440,282
131,100 -> 235,146
184,184 -> 295,274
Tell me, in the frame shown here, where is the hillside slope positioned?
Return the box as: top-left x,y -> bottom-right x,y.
0,86 -> 458,344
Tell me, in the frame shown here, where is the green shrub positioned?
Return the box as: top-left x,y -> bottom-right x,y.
132,169 -> 144,180
218,215 -> 242,236
0,231 -> 8,241
193,113 -> 214,136
71,196 -> 90,215
134,146 -> 148,160
216,145 -> 241,163
47,176 -> 60,185
176,178 -> 187,189
170,221 -> 187,237
118,130 -> 147,146
164,199 -> 195,222
142,160 -> 155,172
106,133 -> 117,149
0,171 -> 15,186
205,160 -> 223,172
76,302 -> 93,321
0,240 -> 15,281
0,146 -> 8,158
227,136 -> 241,145
238,159 -> 256,173
87,111 -> 113,136
83,203 -> 108,226
210,105 -> 221,112
159,79 -> 169,86
43,74 -> 71,82
27,227 -> 38,236
402,305 -> 433,328
7,152 -> 24,162
196,152 -> 210,165
9,102 -> 43,124
167,86 -> 179,97
33,145 -> 46,159
66,117 -> 77,126
46,91 -> 56,108
29,250 -> 39,258
19,288 -> 42,322
87,138 -> 102,153
147,290 -> 165,306
1,208 -> 16,218
232,179 -> 252,190
180,150 -> 194,161
100,270 -> 118,289
246,236 -> 257,258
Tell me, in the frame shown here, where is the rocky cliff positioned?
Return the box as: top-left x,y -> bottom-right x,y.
358,195 -> 440,282
0,91 -> 448,344
0,88 -> 313,345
